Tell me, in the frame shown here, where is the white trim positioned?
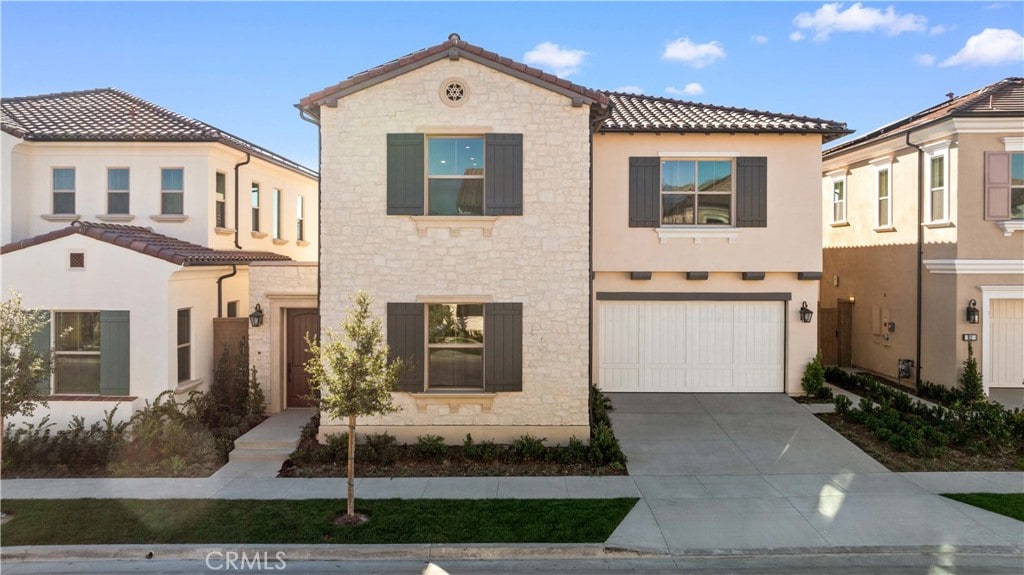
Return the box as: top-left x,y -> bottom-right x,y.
654,227 -> 738,244
1002,137 -> 1024,152
96,214 -> 135,223
829,173 -> 847,225
868,155 -> 894,167
923,144 -> 950,225
825,168 -> 848,178
416,295 -> 494,303
41,214 -> 80,222
410,216 -> 497,237
920,139 -> 951,154
659,151 -> 738,158
997,220 -> 1024,236
979,285 -> 1024,395
923,259 -> 1024,274
874,160 -> 893,230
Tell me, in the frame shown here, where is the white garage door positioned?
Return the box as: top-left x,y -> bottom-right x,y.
990,299 -> 1024,389
599,300 -> 785,393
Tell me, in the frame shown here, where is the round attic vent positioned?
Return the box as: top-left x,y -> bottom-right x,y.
440,78 -> 468,107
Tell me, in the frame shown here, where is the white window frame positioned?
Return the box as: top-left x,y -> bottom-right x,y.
923,141 -> 951,225
215,172 -> 227,229
52,167 -> 76,215
161,167 -> 185,215
828,170 -> 848,226
272,188 -> 282,240
870,157 -> 893,231
177,308 -> 191,383
296,195 -> 304,242
106,167 -> 130,216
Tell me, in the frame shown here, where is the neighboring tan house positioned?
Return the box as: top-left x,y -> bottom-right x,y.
290,34 -> 849,443
820,77 -> 1023,402
1,222 -> 289,427
0,88 -> 319,426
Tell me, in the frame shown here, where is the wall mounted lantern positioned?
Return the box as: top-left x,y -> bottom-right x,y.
966,299 -> 980,324
799,301 -> 814,323
249,304 -> 264,328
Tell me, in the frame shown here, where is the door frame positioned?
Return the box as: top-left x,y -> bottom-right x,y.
980,285 -> 1024,394
264,293 -> 317,413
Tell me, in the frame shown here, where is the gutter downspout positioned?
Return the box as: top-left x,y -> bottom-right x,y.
234,153 -> 251,250
215,265 -> 238,318
216,152 -> 251,318
588,104 -> 613,429
298,108 -> 322,340
905,132 -> 925,387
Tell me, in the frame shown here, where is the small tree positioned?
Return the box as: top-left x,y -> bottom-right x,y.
1,292 -> 51,422
304,291 -> 401,520
959,342 -> 984,403
801,353 -> 826,397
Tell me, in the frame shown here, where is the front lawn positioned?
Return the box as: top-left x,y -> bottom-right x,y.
0,498 -> 638,545
942,493 -> 1024,522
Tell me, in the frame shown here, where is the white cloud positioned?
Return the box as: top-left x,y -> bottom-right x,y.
914,53 -> 936,66
752,35 -> 769,44
666,83 -> 705,96
662,38 -> 726,68
523,42 -> 588,77
793,2 -> 927,41
941,28 -> 1024,67
790,31 -> 806,42
929,24 -> 953,36
614,85 -> 644,94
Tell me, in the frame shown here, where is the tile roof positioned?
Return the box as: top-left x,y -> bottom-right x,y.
599,92 -> 851,141
299,33 -> 609,113
2,88 -> 317,179
824,77 -> 1024,157
0,221 -> 292,266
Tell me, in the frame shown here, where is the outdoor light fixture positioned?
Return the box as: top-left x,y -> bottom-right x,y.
966,299 -> 980,324
249,304 -> 264,328
799,301 -> 814,323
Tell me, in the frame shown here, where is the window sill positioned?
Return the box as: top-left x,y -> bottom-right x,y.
410,216 -> 498,237
150,214 -> 189,223
44,395 -> 137,401
96,214 -> 135,223
654,227 -> 738,244
175,379 -> 204,394
296,240 -> 310,247
829,221 -> 850,228
923,221 -> 955,229
996,220 -> 1024,237
272,238 -> 289,246
251,231 -> 268,239
41,214 -> 80,222
873,226 -> 896,233
412,391 -> 496,414
214,227 -> 236,236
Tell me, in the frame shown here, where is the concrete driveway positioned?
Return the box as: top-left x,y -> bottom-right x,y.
605,393 -> 1024,554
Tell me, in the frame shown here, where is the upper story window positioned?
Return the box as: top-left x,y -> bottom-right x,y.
661,160 -> 733,226
272,189 -> 282,239
386,133 -> 523,217
161,168 -> 184,215
1011,152 -> 1023,220
107,168 -> 130,215
984,150 -> 1024,234
215,172 -> 227,228
831,175 -> 847,224
876,167 -> 890,228
251,182 -> 261,232
296,195 -> 305,242
923,142 -> 950,225
428,137 -> 484,215
52,168 -> 76,214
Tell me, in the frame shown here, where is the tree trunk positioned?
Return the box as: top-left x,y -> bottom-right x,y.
346,414 -> 356,517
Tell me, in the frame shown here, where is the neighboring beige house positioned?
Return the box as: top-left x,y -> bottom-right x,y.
820,77 -> 1023,401
1,89 -> 319,425
292,34 -> 849,443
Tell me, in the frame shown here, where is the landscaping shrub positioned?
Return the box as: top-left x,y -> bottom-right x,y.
958,343 -> 984,404
412,434 -> 449,460
833,394 -> 852,416
509,434 -> 547,463
801,353 -> 826,398
463,433 -> 502,462
360,432 -> 399,466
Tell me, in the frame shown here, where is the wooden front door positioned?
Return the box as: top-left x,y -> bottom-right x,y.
287,308 -> 319,408
837,300 -> 854,367
818,307 -> 839,366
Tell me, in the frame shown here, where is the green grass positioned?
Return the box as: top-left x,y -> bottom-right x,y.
0,498 -> 637,545
942,493 -> 1024,522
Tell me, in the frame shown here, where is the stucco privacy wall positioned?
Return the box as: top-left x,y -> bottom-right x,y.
248,261 -> 318,414
317,57 -> 591,443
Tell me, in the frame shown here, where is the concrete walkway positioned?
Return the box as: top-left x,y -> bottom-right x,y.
210,408 -> 314,479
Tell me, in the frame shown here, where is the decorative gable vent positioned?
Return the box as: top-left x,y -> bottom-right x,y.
69,252 -> 85,269
441,79 -> 468,107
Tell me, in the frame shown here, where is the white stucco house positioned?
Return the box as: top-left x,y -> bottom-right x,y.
1,88 -> 318,426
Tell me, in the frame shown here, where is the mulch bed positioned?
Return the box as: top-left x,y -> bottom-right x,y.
817,413 -> 1023,472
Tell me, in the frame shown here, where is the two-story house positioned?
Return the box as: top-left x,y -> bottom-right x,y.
1,88 -> 319,426
820,78 -> 1023,403
290,34 -> 848,443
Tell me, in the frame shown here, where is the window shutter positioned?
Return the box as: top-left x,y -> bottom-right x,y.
484,303 -> 522,392
485,133 -> 523,215
386,134 -> 425,215
30,311 -> 51,396
736,157 -> 768,227
99,311 -> 130,396
387,303 -> 424,393
985,151 -> 1011,221
629,157 -> 660,227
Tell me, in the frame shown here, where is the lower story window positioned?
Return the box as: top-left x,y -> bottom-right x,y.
54,312 -> 101,394
177,308 -> 191,382
427,303 -> 484,389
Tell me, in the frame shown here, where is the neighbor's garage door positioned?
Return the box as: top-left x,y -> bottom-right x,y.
990,299 -> 1024,389
598,301 -> 785,392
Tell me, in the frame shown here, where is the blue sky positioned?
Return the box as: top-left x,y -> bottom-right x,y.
3,2 -> 1023,169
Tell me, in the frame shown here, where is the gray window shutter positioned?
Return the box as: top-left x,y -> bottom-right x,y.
629,157 -> 660,227
484,303 -> 522,392
387,134 -> 425,215
30,311 -> 51,396
387,303 -> 424,393
736,157 -> 768,227
99,310 -> 130,396
985,151 -> 1011,221
485,133 -> 523,215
